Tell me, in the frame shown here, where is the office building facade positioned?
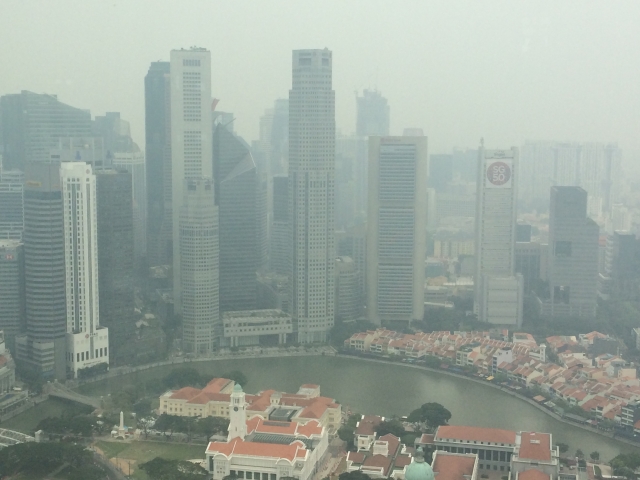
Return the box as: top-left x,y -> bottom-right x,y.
145,61 -> 173,269
474,147 -> 523,326
0,161 -> 24,240
289,49 -> 335,343
170,48 -> 213,314
367,135 -> 427,325
180,178 -> 219,354
60,163 -> 109,377
0,239 -> 25,351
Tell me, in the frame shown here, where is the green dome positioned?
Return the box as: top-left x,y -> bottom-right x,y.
405,448 -> 434,480
233,384 -> 243,392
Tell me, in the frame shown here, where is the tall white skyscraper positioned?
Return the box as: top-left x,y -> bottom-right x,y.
60,162 -> 109,377
474,147 -> 523,326
289,49 -> 335,343
170,48 -> 213,314
180,178 -> 219,354
366,135 -> 428,325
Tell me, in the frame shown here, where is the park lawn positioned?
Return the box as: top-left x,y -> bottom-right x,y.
96,439 -> 206,479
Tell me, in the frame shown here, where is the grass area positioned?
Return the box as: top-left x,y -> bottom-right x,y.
96,439 -> 206,479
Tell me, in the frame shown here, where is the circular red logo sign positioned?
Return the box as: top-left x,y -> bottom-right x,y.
486,161 -> 511,186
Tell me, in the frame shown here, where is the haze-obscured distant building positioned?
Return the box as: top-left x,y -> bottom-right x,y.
335,256 -> 361,321
270,174 -> 289,276
474,147 -> 523,326
0,91 -> 91,170
0,159 -> 24,240
0,239 -> 25,352
542,187 -> 598,318
367,135 -> 427,325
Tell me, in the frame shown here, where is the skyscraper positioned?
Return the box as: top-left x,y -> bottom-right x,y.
213,124 -> 259,312
0,239 -> 25,352
15,162 -> 67,379
0,91 -> 91,170
545,187 -> 599,318
170,48 -> 213,315
289,49 -> 335,343
0,159 -> 24,240
145,61 -> 172,269
60,163 -> 109,377
366,135 -> 427,325
270,174 -> 290,276
96,169 -> 135,365
180,178 -> 219,354
474,147 -> 523,326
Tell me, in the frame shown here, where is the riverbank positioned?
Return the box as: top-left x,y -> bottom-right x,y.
334,352 -> 640,449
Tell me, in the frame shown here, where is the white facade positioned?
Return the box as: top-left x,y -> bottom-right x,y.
112,151 -> 147,259
222,310 -> 292,347
289,49 -> 335,343
367,136 -> 427,325
60,162 -> 109,376
170,48 -> 213,314
474,147 -> 522,326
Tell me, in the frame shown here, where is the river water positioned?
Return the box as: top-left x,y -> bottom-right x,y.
9,355 -> 639,459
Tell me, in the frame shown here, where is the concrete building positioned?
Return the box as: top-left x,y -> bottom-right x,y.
367,135 -> 427,325
213,124 -> 259,312
0,240 -> 25,351
222,309 -> 292,347
0,91 -> 91,170
599,231 -> 638,300
15,162 -> 67,379
49,137 -> 106,168
515,242 -> 541,294
336,223 -> 367,310
145,61 -> 173,269
0,160 -> 24,241
270,174 -> 290,276
170,48 -> 213,314
474,147 -> 523,326
180,178 -> 219,354
96,170 -> 135,365
60,163 -> 109,377
0,332 -> 16,393
543,187 -> 599,318
335,256 -> 361,321
111,152 -> 147,261
288,49 -> 335,343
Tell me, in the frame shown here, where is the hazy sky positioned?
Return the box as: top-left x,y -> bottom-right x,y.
2,1 -> 639,156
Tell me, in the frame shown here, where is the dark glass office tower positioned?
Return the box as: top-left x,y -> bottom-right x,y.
96,170 -> 135,364
145,62 -> 172,269
213,124 -> 259,312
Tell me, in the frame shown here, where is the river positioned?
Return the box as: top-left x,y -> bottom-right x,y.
8,355 -> 639,459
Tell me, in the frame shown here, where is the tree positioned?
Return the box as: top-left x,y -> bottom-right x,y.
133,398 -> 153,417
590,451 -> 600,462
576,449 -> 584,459
376,419 -> 405,438
338,426 -> 355,450
140,457 -> 208,480
339,471 -> 372,480
221,370 -> 248,387
198,416 -> 229,440
557,443 -> 569,455
407,403 -> 452,430
163,367 -> 202,389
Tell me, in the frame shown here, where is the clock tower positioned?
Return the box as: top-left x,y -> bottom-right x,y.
228,384 -> 247,440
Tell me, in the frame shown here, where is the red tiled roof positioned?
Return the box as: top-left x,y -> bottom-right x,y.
246,416 -> 323,438
517,432 -> 551,461
207,438 -> 308,462
418,433 -> 435,445
432,452 -> 477,480
362,454 -> 393,476
169,387 -> 201,400
203,377 -> 233,393
518,469 -> 551,480
394,455 -> 412,469
347,451 -> 366,464
435,426 -> 516,445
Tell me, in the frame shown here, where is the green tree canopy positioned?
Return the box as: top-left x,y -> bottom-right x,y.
163,367 -> 203,389
556,443 -> 569,455
376,419 -> 405,438
339,471 -> 373,480
0,443 -> 99,478
407,402 -> 452,430
140,457 -> 209,480
221,370 -> 248,386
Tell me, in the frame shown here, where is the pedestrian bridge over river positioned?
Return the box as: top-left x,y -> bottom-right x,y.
0,428 -> 35,449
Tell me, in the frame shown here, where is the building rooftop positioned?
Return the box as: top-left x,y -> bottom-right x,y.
517,432 -> 552,462
432,452 -> 477,480
435,426 -> 516,445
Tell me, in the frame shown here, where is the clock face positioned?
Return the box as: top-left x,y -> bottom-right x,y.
234,406 -> 239,412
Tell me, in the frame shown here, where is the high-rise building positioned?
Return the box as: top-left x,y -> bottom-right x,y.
335,256 -> 360,321
49,137 -> 106,168
0,158 -> 24,240
170,48 -> 213,315
213,124 -> 259,312
93,112 -> 136,155
180,178 -> 219,354
111,152 -> 147,261
474,147 -> 523,326
289,49 -> 335,343
336,223 -> 367,307
15,162 -> 67,379
0,239 -> 25,352
0,91 -> 91,170
515,242 -> 541,294
355,90 -> 390,220
544,187 -> 599,318
96,170 -> 135,365
145,61 -> 173,269
366,135 -> 427,325
60,163 -> 109,377
428,154 -> 454,191
270,175 -> 290,276
600,231 -> 639,300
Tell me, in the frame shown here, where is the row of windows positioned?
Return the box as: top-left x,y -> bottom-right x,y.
69,347 -> 107,363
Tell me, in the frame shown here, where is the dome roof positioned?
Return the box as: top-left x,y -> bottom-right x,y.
405,449 -> 434,480
233,384 -> 243,392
